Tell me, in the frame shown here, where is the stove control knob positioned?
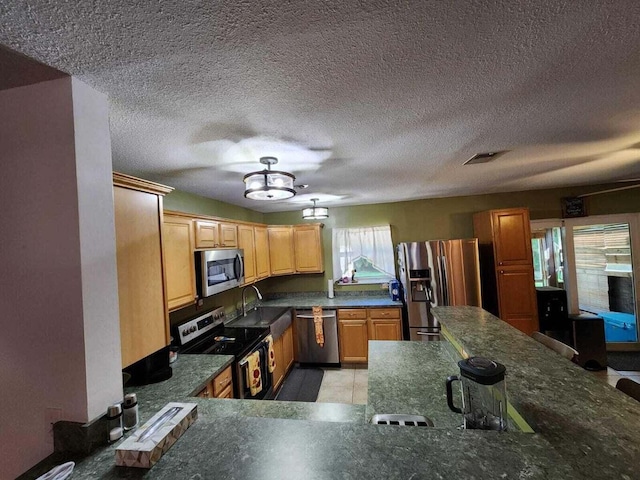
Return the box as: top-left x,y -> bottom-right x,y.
182,329 -> 188,336
190,326 -> 197,333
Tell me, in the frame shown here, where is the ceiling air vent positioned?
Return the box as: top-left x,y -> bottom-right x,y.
464,150 -> 509,165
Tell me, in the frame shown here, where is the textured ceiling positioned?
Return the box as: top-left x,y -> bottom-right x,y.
2,1 -> 640,212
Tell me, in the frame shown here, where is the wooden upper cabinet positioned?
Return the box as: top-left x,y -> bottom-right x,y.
194,220 -> 238,249
268,226 -> 295,275
473,207 -> 538,335
492,209 -> 533,266
254,226 -> 270,280
113,173 -> 172,368
237,224 -> 256,284
219,222 -> 238,248
163,214 -> 197,311
293,224 -> 324,273
194,220 -> 219,249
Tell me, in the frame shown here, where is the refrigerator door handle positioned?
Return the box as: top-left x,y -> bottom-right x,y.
440,254 -> 449,306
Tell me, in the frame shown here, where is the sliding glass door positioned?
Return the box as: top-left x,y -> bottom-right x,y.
531,214 -> 640,350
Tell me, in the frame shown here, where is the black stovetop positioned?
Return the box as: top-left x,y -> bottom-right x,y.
177,322 -> 269,359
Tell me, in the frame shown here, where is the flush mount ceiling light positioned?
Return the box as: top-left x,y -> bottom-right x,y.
243,157 -> 296,200
302,198 -> 329,219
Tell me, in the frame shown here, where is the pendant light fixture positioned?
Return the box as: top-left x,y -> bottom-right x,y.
302,198 -> 329,219
243,157 -> 296,200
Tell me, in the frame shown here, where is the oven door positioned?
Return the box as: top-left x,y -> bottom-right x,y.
236,340 -> 273,400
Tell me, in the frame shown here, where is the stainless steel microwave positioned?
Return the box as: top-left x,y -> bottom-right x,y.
195,249 -> 244,297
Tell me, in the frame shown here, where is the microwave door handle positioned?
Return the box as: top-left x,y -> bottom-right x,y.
234,252 -> 244,280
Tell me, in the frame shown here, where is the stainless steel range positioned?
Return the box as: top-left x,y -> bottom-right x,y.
172,307 -> 274,400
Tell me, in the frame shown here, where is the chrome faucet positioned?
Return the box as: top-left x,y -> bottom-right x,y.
241,284 -> 263,316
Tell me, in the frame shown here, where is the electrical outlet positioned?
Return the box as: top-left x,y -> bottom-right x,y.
45,407 -> 63,444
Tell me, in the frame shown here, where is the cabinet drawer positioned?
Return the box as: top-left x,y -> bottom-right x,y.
216,384 -> 233,399
368,308 -> 400,319
338,309 -> 367,320
196,382 -> 214,398
212,366 -> 233,396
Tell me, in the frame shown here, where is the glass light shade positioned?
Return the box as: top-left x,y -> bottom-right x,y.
243,169 -> 296,200
302,206 -> 329,219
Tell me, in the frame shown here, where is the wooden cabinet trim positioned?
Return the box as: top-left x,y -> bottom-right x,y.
113,172 -> 173,196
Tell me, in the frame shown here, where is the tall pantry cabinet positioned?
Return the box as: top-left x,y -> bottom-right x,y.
473,208 -> 539,336
113,173 -> 173,368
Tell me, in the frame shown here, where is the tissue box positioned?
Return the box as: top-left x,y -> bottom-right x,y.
115,402 -> 197,468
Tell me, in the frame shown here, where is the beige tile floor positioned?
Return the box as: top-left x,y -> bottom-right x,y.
316,367 -> 368,404
314,366 -> 640,404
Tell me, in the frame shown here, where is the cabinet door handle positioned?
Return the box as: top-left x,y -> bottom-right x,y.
500,270 -> 505,274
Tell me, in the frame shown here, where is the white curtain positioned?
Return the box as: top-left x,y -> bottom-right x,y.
332,225 -> 395,282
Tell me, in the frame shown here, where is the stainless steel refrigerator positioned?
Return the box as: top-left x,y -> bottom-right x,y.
397,240 -> 482,341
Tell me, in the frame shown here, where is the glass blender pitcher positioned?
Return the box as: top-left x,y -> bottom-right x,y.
446,357 -> 508,431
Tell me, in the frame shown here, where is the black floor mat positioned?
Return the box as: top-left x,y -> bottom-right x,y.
608,352 -> 640,371
275,367 -> 324,402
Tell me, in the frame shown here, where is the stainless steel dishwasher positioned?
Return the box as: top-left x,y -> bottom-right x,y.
295,309 -> 340,366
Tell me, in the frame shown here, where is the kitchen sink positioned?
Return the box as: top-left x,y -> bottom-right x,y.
228,307 -> 292,339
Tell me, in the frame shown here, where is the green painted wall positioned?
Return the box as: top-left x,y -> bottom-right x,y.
263,182 -> 640,293
164,189 -> 264,223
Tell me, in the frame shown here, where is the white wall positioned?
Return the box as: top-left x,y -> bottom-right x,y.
0,77 -> 122,478
71,77 -> 123,420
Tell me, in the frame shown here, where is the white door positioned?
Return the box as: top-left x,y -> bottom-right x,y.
564,214 -> 640,349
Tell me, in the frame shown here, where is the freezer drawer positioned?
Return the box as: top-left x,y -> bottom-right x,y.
296,310 -> 340,364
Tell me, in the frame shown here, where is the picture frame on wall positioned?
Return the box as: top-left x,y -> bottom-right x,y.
561,197 -> 587,218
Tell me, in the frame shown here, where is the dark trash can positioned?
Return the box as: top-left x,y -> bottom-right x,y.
569,314 -> 607,371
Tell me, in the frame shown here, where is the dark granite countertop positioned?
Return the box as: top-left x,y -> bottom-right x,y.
261,293 -> 402,309
23,310 -> 593,479
432,306 -> 640,480
366,340 -> 465,428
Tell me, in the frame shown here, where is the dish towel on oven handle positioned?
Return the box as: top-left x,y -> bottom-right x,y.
245,350 -> 262,396
266,334 -> 276,373
313,306 -> 325,348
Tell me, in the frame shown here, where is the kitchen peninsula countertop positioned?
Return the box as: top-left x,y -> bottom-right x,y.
433,306 -> 640,480
261,292 -> 402,309
23,308 -> 613,479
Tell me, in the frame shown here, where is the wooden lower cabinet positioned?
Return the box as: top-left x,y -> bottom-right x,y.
338,319 -> 369,363
272,324 -> 295,391
282,325 -> 294,372
196,366 -> 234,399
338,308 -> 402,363
496,266 -> 538,336
369,308 -> 402,340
